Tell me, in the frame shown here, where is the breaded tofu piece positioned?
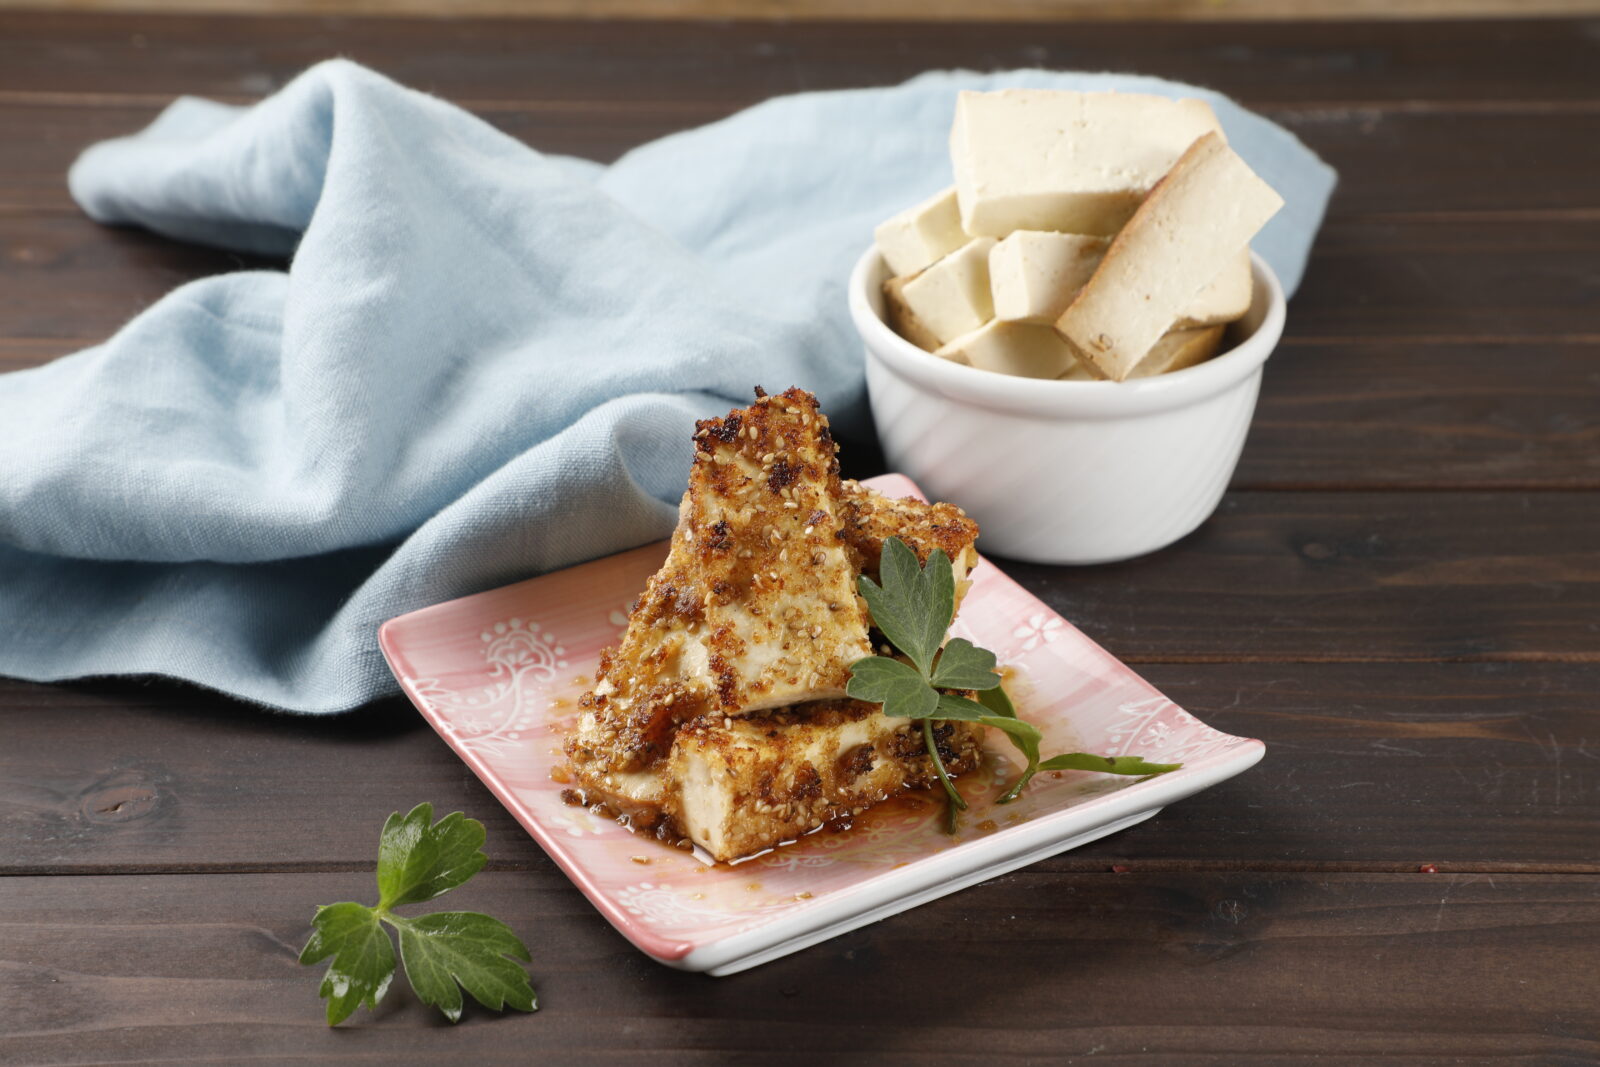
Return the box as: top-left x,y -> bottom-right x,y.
838,480 -> 980,610
567,388 -> 874,774
666,699 -> 985,862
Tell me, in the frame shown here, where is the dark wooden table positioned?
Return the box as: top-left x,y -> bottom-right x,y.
3,13 -> 1598,1064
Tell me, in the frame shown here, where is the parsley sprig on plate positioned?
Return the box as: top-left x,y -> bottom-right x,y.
846,537 -> 1180,831
299,803 -> 537,1026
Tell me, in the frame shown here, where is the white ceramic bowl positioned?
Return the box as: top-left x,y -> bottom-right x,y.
849,246 -> 1287,564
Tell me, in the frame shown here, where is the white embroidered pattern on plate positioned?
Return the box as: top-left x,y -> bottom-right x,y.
413,617 -> 570,758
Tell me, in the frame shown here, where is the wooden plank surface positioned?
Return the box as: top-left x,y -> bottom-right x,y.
4,0 -> 1599,21
4,662 -> 1597,875
2,871 -> 1596,1063
0,13 -> 1596,1062
1,12 -> 1598,102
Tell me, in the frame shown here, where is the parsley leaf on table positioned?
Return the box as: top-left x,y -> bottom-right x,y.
299,803 -> 537,1026
846,537 -> 1183,828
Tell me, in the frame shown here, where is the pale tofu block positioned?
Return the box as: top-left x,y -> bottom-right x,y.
1126,325 -> 1227,378
936,319 -> 1077,379
895,237 -> 997,346
881,275 -> 943,352
1055,132 -> 1283,381
1177,249 -> 1253,327
950,89 -> 1224,237
993,232 -> 1249,328
874,186 -> 970,277
666,701 -> 983,863
989,232 -> 1108,324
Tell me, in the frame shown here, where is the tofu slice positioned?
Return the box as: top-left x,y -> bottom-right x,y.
892,237 -> 998,347
666,700 -> 985,862
937,319 -> 1078,380
1127,325 -> 1228,378
990,232 -> 1108,324
874,187 -> 970,278
1177,249 -> 1253,328
567,388 -> 874,773
950,89 -> 1224,237
837,479 -> 979,606
568,479 -> 985,846
1054,132 -> 1284,381
1056,361 -> 1100,382
993,232 -> 1249,329
881,275 -> 944,352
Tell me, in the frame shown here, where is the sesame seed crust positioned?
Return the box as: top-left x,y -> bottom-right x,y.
562,387 -> 987,863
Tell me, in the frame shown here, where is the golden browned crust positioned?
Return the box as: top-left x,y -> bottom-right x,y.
838,479 -> 979,581
562,388 -> 989,863
566,387 -> 874,774
665,698 -> 985,862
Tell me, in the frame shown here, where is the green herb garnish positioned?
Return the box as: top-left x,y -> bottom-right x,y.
846,537 -> 1181,830
299,803 -> 537,1026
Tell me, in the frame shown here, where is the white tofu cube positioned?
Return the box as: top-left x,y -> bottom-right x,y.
893,237 -> 997,346
950,89 -> 1224,237
990,232 -> 1108,324
1126,325 -> 1227,378
1055,133 -> 1283,381
993,232 -> 1252,329
881,275 -> 943,352
873,187 -> 970,277
1178,249 -> 1253,327
936,319 -> 1076,379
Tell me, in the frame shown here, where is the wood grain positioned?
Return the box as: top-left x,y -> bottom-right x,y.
3,662 -> 1596,875
1006,491 -> 1600,664
3,14 -> 1598,105
2,870 -> 1595,1062
4,97 -> 1599,221
4,0 -> 1598,19
1238,341 -> 1600,490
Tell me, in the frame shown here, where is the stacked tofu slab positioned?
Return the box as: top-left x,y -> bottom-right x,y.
876,90 -> 1284,382
564,387 -> 985,863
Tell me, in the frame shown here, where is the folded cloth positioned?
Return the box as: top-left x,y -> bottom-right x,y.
0,62 -> 1335,712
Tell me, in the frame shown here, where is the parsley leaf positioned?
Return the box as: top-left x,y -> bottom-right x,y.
1039,753 -> 1183,775
929,638 -> 1001,692
299,902 -> 395,1026
858,537 -> 954,675
378,804 -> 488,908
300,803 -> 537,1026
847,537 -> 1183,827
393,912 -> 537,1023
847,655 -> 938,720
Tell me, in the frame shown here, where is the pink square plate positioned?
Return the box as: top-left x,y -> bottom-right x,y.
379,474 -> 1264,975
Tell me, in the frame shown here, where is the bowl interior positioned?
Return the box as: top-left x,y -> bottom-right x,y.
851,243 -> 1287,420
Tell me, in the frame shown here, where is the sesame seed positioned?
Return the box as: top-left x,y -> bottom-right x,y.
783,501 -> 799,509
761,452 -> 775,463
778,549 -> 788,562
769,571 -> 779,580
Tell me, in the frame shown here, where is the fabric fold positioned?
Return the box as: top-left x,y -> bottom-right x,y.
0,61 -> 1335,712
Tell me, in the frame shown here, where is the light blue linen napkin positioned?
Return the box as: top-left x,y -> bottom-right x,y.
0,62 -> 1335,712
